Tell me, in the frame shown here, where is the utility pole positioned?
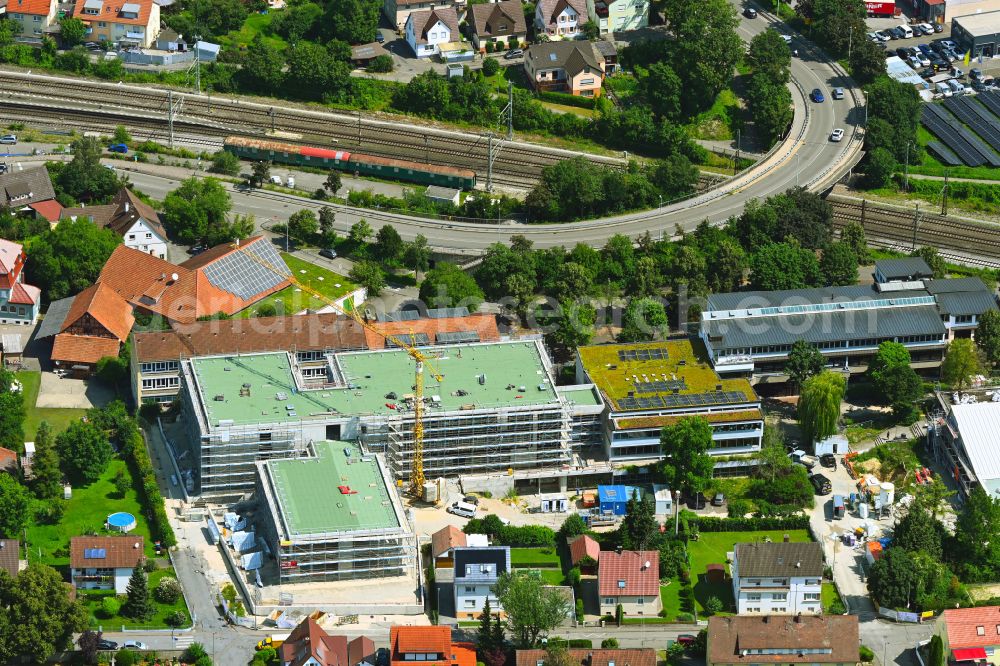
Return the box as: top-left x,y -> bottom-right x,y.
848,26 -> 853,64
357,110 -> 362,146
506,80 -> 513,140
912,203 -> 920,251
167,90 -> 174,149
193,35 -> 201,94
860,198 -> 867,233
486,133 -> 494,192
903,142 -> 911,191
734,128 -> 741,175
942,170 -> 949,216
268,107 -> 276,133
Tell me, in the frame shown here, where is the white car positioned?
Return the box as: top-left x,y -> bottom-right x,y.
122,641 -> 147,650
830,128 -> 845,142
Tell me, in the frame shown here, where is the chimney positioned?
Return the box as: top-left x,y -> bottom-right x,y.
642,560 -> 650,570
783,533 -> 790,542
795,561 -> 801,568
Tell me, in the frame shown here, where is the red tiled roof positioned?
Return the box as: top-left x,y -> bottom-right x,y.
6,0 -> 53,16
391,626 -> 452,664
52,334 -> 121,365
0,447 -> 17,473
278,618 -> 376,666
944,607 -> 1000,649
9,282 -> 39,306
707,615 -> 859,665
70,535 -> 144,570
28,199 -> 63,223
516,649 -> 656,666
0,239 -> 23,275
431,525 -> 466,559
62,283 -> 134,342
452,643 -> 477,666
72,0 -> 154,26
367,313 -> 500,350
568,534 -> 600,565
598,550 -> 659,597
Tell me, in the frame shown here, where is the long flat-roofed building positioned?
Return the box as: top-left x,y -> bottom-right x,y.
927,393 -> 1000,499
255,441 -> 416,583
700,268 -> 997,382
575,340 -> 763,461
180,340 -> 574,500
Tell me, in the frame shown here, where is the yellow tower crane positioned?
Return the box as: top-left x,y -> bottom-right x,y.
233,245 -> 442,497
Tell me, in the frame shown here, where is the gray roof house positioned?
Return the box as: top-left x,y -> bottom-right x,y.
874,257 -> 934,283
0,166 -> 56,209
469,0 -> 527,50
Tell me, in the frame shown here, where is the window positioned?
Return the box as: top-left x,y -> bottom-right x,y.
637,597 -> 644,604
747,594 -> 761,601
804,593 -> 820,601
145,233 -> 152,239
581,78 -> 595,85
33,15 -> 41,21
773,607 -> 786,613
128,234 -> 136,240
559,15 -> 565,21
98,21 -> 106,26
465,586 -> 474,593
464,599 -> 476,608
604,597 -> 615,605
772,593 -> 787,601
977,626 -> 986,636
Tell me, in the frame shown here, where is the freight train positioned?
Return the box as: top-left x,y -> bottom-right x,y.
223,136 -> 477,190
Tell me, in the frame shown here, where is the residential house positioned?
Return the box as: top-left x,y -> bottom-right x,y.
431,525 -> 467,568
69,535 -> 145,594
516,649 -> 655,666
534,0 -> 588,39
706,615 -> 859,666
598,549 -> 661,616
523,41 -> 604,97
568,534 -> 600,574
62,188 -> 168,259
0,447 -> 17,474
0,239 -> 41,326
388,627 -> 477,666
350,42 -> 390,68
404,7 -> 459,58
940,607 -> 1000,665
469,0 -> 526,52
0,165 -> 58,213
593,39 -> 618,73
383,0 -> 459,31
730,542 -> 824,615
586,0 -> 648,35
453,546 -> 509,619
0,539 -> 20,579
72,0 -> 160,48
49,282 -> 134,376
5,0 -> 57,40
278,617 -> 376,666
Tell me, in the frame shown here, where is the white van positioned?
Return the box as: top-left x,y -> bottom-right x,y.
935,81 -> 953,97
899,24 -> 913,38
447,501 -> 477,518
947,79 -> 964,94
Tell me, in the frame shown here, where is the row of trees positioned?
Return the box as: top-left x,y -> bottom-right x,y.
0,20 -> 125,80
745,28 -> 793,144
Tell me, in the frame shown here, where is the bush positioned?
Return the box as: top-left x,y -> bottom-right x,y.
117,649 -> 138,666
166,610 -> 189,627
154,576 -> 182,604
859,646 -> 875,663
727,498 -> 753,518
676,612 -> 695,622
601,638 -> 619,649
704,595 -> 723,615
688,515 -> 810,532
122,429 -> 176,548
537,90 -> 596,109
366,54 -> 393,73
35,499 -> 65,524
183,644 -> 209,663
482,57 -> 500,77
100,596 -> 120,618
575,598 -> 584,622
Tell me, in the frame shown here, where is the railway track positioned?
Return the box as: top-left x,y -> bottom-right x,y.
0,69 -> 634,189
830,196 -> 1000,268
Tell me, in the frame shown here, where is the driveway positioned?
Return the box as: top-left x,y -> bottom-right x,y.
35,371 -> 116,409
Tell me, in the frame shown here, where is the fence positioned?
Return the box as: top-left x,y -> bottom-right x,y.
120,50 -> 195,66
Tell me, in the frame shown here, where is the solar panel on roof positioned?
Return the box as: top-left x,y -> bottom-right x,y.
386,333 -> 431,347
200,242 -> 290,300
436,331 -> 480,344
84,548 -> 107,559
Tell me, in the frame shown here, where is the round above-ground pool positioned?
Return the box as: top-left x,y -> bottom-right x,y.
107,512 -> 137,533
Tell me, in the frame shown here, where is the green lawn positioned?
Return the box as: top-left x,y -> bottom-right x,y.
241,252 -> 357,317
688,87 -> 741,141
660,582 -> 683,619
822,582 -> 842,613
25,459 -> 157,570
517,568 -> 565,586
688,530 -> 812,615
221,12 -> 287,51
911,124 -> 1000,180
17,371 -> 88,443
509,547 -> 561,568
81,567 -> 190,630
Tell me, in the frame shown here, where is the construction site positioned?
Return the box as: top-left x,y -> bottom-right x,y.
254,441 -> 417,584
178,339 -> 590,502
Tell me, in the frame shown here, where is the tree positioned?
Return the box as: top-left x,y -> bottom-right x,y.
660,417 -> 715,496
112,124 -> 131,145
892,504 -> 944,559
868,342 -> 911,386
287,210 -> 319,244
324,171 -> 342,197
404,234 -> 431,280
31,421 -> 62,500
953,486 -> 1000,576
154,576 -> 183,604
867,547 -> 920,608
0,474 -> 31,538
59,16 -> 87,47
976,309 -> 1000,367
25,217 -> 120,301
749,242 -> 823,291
366,54 -> 394,73
746,76 -> 793,144
941,338 -> 980,389
482,56 -> 500,77
493,571 -> 571,647
100,596 -> 120,618
240,35 -> 285,91
251,160 -> 271,189
786,340 -> 825,390
850,36 -> 887,85
839,221 -> 871,265
419,263 -> 484,309
477,598 -> 499,651
0,379 -> 24,451
618,297 -> 668,342
820,242 -> 858,286
77,630 -> 102,664
601,638 -> 620,649
0,564 -> 88,663
913,476 -> 955,520
209,149 -> 241,176
348,260 -> 387,297
864,77 -> 921,164
57,136 -> 120,203
756,425 -> 794,482
864,147 -> 896,189
55,421 -> 113,485
349,219 -> 373,245
163,177 -> 245,246
121,568 -> 155,621
318,206 -> 336,239
580,19 -> 600,40
113,467 -> 130,498
914,247 -> 946,279
747,29 -> 791,84
374,224 -> 404,263
545,301 -> 596,362
928,635 -> 944,666
325,0 -> 381,45
558,513 -> 589,540
620,489 -> 657,551
797,371 -> 845,444
809,0 -> 866,57
878,363 -> 924,420
639,62 -> 683,121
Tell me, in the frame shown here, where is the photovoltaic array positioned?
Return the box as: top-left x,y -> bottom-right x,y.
926,141 -> 962,166
618,348 -> 668,362
921,104 -> 995,167
617,390 -> 747,410
942,96 -> 1000,155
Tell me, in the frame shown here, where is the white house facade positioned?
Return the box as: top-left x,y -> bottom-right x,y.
731,542 -> 824,615
123,218 -> 168,259
452,546 -> 509,619
404,8 -> 458,58
69,536 -> 145,594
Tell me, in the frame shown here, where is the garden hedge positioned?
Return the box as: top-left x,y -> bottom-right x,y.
537,91 -> 596,109
124,430 -> 176,548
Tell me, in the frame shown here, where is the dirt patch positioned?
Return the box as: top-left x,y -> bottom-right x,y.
856,459 -> 883,476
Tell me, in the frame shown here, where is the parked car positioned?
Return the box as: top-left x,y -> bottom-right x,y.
96,639 -> 119,651
867,31 -> 879,42
875,30 -> 891,41
108,143 -> 128,153
712,493 -> 726,506
810,88 -> 825,102
375,32 -> 385,43
0,134 -> 15,145
916,51 -> 930,66
743,7 -> 758,18
319,248 -> 338,259
896,47 -> 910,59
931,57 -> 949,71
810,473 -> 832,495
908,55 -> 922,69
188,243 -> 207,255
677,635 -> 697,646
463,495 -> 480,506
934,22 -> 944,32
447,501 -> 477,518
123,641 -> 147,650
686,493 -> 706,510
918,44 -> 934,56
970,67 -> 983,80
820,453 -> 837,469
829,128 -> 845,142
890,27 -> 905,39
503,48 -> 523,60
952,66 -> 965,78
0,163 -> 7,174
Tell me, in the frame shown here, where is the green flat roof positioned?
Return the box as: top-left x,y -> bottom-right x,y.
190,341 -> 559,427
265,441 -> 400,536
558,385 -> 603,406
